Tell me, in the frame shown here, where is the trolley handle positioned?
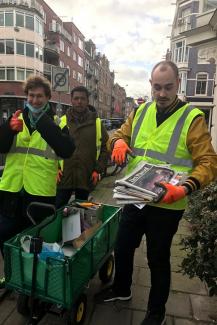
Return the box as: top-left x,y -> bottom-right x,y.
26,202 -> 57,236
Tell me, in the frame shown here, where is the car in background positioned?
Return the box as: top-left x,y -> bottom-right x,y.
109,118 -> 124,129
101,119 -> 113,130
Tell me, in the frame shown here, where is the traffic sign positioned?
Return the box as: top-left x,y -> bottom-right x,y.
51,66 -> 69,92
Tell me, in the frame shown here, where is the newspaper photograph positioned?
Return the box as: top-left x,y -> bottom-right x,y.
115,162 -> 174,197
113,161 -> 187,205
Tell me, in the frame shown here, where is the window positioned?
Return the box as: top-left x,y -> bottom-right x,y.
17,68 -> 25,80
78,55 -> 83,67
60,39 -> 64,52
203,0 -> 217,12
59,60 -> 64,67
39,47 -> 43,61
195,73 -> 208,95
67,46 -> 70,56
0,68 -> 5,80
16,12 -> 24,27
35,44 -> 39,59
77,72 -> 83,83
6,40 -> 14,54
16,40 -> 24,55
26,69 -> 34,78
0,40 -> 5,54
174,40 -> 189,63
78,38 -> 83,50
178,72 -> 187,95
0,13 -> 4,26
25,15 -> 34,30
73,51 -> 77,61
5,12 -> 13,26
26,43 -> 34,57
73,70 -> 77,79
6,68 -> 15,80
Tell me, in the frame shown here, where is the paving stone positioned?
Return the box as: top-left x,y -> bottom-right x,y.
88,304 -> 132,325
128,285 -> 149,310
171,257 -> 184,273
171,272 -> 207,295
166,291 -> 192,318
132,310 -> 146,325
171,245 -> 187,258
190,294 -> 217,322
136,267 -> 151,287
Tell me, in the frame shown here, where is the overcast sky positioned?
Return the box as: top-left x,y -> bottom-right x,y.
45,0 -> 176,98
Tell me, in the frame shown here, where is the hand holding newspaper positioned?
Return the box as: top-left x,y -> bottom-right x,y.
113,161 -> 187,205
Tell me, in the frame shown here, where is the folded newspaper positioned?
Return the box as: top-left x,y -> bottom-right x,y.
113,161 -> 187,205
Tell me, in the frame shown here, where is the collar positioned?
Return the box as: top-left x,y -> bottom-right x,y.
156,96 -> 180,114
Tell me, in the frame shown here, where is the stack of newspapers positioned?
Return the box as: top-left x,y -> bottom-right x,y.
113,161 -> 187,205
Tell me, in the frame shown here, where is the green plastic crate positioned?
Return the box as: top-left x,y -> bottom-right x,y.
4,204 -> 121,309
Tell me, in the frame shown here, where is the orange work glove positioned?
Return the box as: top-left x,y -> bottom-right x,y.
111,139 -> 132,165
160,182 -> 187,204
9,110 -> 23,132
92,171 -> 101,186
56,169 -> 63,183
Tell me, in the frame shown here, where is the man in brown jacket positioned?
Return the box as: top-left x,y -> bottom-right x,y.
95,61 -> 217,325
56,86 -> 109,207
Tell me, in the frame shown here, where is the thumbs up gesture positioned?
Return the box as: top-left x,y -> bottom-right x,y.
9,110 -> 23,132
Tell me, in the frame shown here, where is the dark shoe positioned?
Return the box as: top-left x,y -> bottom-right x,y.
0,276 -> 5,289
95,286 -> 132,303
141,310 -> 166,325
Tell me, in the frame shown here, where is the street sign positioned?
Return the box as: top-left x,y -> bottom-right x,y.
51,66 -> 69,92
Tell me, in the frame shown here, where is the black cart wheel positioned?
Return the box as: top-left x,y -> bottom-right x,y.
99,254 -> 114,284
17,293 -> 30,316
67,294 -> 87,325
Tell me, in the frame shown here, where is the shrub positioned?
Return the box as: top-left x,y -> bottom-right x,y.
180,181 -> 217,296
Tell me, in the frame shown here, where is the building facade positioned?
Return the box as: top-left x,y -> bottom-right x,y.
113,83 -> 126,118
169,0 -> 217,125
38,0 -> 85,114
84,39 -> 99,110
0,0 -> 127,121
0,0 -> 44,121
97,53 -> 114,118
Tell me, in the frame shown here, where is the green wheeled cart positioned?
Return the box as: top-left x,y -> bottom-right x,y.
4,203 -> 121,324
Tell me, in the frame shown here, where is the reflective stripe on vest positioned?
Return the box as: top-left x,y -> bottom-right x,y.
131,104 -> 195,168
0,114 -> 66,196
128,102 -> 203,210
9,114 -> 61,160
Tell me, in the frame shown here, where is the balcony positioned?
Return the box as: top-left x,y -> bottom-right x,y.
44,40 -> 60,61
0,0 -> 44,17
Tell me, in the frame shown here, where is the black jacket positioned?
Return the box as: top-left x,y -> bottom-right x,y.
0,104 -> 75,158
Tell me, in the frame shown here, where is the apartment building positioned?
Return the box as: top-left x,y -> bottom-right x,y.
84,39 -> 100,109
38,0 -> 85,113
97,53 -> 114,118
113,83 -> 126,118
169,0 -> 217,123
0,0 -> 44,120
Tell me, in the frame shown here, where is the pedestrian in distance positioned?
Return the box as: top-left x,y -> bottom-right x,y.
95,61 -> 217,325
55,86 -> 109,207
0,75 -> 75,289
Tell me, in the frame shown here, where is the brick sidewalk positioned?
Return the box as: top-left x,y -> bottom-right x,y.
0,169 -> 217,324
